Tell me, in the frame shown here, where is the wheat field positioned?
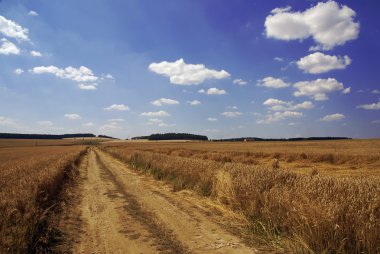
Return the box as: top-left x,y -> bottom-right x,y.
101,139 -> 380,253
0,145 -> 87,253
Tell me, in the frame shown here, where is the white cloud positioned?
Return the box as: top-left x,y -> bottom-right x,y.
141,110 -> 170,117
265,1 -> 359,50
100,123 -> 122,130
82,122 -> 94,127
321,113 -> 345,121
148,58 -> 230,85
297,52 -> 351,74
372,120 -> 380,124
233,79 -> 248,86
357,100 -> 380,110
0,116 -> 15,126
208,117 -> 218,122
100,73 -> 115,81
148,118 -> 163,124
64,114 -> 81,120
30,65 -> 98,83
257,111 -> 302,124
28,11 -> 38,16
221,111 -> 242,118
187,100 -> 201,106
293,78 -> 344,101
37,121 -> 53,126
198,87 -> 227,95
257,77 -> 290,88
14,68 -> 24,75
151,98 -> 179,106
372,90 -> 380,94
30,50 -> 42,57
342,87 -> 351,94
78,83 -> 97,90
291,101 -> 314,110
147,118 -> 174,127
271,6 -> 292,14
104,104 -> 130,111
288,122 -> 297,126
274,57 -> 284,62
0,16 -> 29,41
108,118 -> 124,122
0,38 -> 20,55
263,98 -> 314,111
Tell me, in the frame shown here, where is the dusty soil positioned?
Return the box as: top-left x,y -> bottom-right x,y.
60,148 -> 274,253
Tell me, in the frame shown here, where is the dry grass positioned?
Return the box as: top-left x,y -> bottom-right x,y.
101,140 -> 380,253
0,145 -> 87,253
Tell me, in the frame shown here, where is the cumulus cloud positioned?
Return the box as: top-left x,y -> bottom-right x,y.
149,58 -> 230,85
104,104 -> 129,111
263,98 -> 314,111
0,15 -> 29,41
372,90 -> 380,94
321,113 -> 345,121
297,52 -> 351,74
257,77 -> 290,88
357,100 -> 380,110
78,83 -> 97,90
293,78 -> 344,101
221,111 -> 242,118
141,110 -> 170,117
30,65 -> 98,83
0,38 -> 20,55
274,57 -> 284,62
265,1 -> 359,50
208,117 -> 218,122
342,87 -> 351,94
151,98 -> 179,106
30,50 -> 42,57
233,79 -> 248,86
64,114 -> 81,120
187,100 -> 201,106
28,11 -> 38,16
257,111 -> 302,124
14,68 -> 24,75
198,88 -> 227,95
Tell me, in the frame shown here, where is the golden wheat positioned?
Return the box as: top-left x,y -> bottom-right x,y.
101,141 -> 380,253
0,145 -> 87,253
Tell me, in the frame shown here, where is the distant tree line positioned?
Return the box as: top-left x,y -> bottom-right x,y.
0,133 -> 96,139
97,135 -> 118,139
132,133 -> 208,141
211,137 -> 351,142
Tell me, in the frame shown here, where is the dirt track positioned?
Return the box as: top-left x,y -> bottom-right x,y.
63,148 -> 267,253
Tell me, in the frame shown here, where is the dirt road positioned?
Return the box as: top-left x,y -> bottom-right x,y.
63,148 -> 267,253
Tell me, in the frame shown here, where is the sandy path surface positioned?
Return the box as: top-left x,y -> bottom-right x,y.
67,148 -> 270,253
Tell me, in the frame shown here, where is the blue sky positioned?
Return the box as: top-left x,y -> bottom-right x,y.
0,0 -> 379,139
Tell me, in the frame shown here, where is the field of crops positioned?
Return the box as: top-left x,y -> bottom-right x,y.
101,140 -> 380,253
0,145 -> 87,253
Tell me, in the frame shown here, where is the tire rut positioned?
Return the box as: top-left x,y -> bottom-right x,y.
94,150 -> 189,254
